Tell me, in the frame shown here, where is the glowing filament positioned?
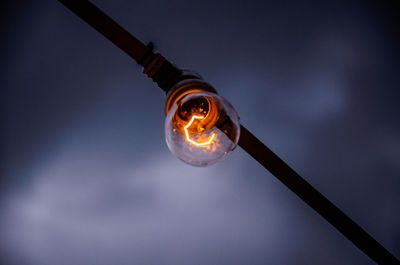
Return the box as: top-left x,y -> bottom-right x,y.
184,115 -> 215,146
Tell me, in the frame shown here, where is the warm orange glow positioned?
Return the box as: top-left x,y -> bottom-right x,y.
184,115 -> 216,146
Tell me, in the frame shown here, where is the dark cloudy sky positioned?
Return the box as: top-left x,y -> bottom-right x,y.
1,1 -> 399,264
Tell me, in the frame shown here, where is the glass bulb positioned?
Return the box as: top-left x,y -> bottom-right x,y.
165,91 -> 240,166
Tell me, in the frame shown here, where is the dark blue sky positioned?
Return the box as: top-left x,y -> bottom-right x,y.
1,1 -> 399,264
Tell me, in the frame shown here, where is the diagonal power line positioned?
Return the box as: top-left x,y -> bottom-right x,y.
58,1 -> 399,264
238,125 -> 398,264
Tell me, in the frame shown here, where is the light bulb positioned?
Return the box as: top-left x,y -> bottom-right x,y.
165,81 -> 240,166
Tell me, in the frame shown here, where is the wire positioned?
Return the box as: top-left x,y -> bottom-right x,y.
59,0 -> 182,92
239,125 -> 399,264
58,0 -> 149,62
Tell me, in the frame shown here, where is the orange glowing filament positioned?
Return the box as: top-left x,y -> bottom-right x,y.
184,115 -> 216,146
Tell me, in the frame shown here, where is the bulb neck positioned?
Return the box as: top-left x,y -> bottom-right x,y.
164,78 -> 217,115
